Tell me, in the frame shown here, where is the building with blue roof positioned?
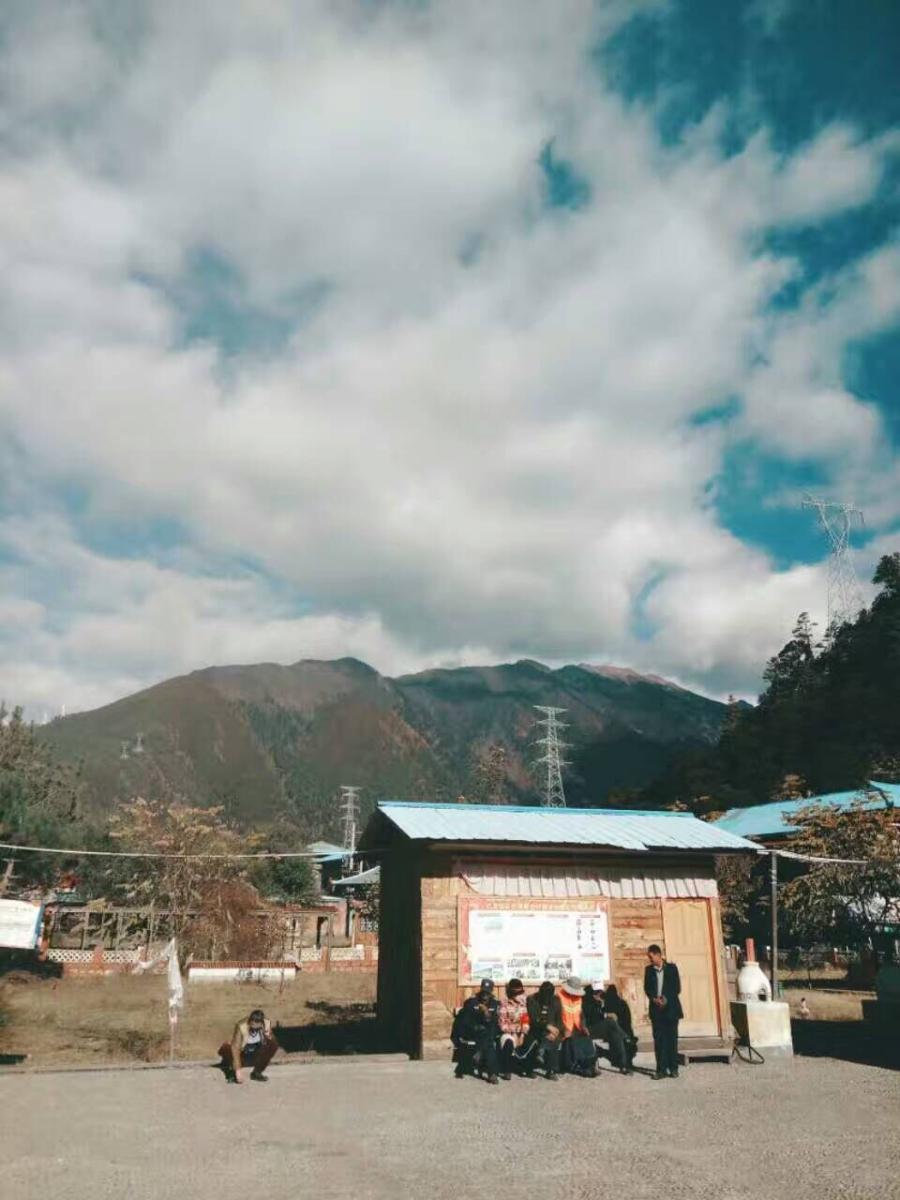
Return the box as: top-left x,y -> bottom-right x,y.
713,783 -> 899,842
359,800 -> 759,1059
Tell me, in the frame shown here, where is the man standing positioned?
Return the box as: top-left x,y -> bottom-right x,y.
452,978 -> 501,1083
218,1008 -> 278,1084
644,944 -> 683,1079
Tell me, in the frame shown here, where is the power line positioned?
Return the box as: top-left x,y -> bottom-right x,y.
0,841 -> 321,861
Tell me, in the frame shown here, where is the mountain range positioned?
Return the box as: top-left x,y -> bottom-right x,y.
43,657 -> 730,838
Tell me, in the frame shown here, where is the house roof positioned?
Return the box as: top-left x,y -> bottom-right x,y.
332,865 -> 380,888
306,841 -> 346,863
713,782 -> 900,840
365,800 -> 760,854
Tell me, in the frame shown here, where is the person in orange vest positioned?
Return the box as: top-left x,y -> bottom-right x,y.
557,976 -> 599,1077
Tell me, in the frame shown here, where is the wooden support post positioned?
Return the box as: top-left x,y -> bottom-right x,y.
0,858 -> 15,896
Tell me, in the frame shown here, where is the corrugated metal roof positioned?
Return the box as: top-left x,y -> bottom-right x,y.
459,862 -> 718,900
307,840 -> 346,863
374,801 -> 759,853
713,782 -> 900,840
332,865 -> 380,888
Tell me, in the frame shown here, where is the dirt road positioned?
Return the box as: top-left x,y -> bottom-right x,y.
2,1055 -> 898,1200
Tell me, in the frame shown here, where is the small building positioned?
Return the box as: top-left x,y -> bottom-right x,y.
359,801 -> 760,1059
713,782 -> 899,843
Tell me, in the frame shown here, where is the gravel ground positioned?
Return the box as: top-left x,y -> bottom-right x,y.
2,1054 -> 898,1200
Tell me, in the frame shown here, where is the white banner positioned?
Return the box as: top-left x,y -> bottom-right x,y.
466,908 -> 610,985
0,899 -> 43,950
134,937 -> 184,1019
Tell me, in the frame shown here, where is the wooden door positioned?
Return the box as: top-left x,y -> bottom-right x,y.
661,900 -> 720,1037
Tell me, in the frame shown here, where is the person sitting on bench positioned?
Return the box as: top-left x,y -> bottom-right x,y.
452,978 -> 501,1084
601,984 -> 637,1068
524,980 -> 563,1080
498,977 -> 530,1079
558,976 -> 599,1077
218,1008 -> 278,1084
582,981 -> 631,1074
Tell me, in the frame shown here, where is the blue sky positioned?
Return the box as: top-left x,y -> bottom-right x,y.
0,1 -> 898,714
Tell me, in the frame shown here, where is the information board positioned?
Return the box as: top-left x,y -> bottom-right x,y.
464,906 -> 610,985
0,899 -> 43,951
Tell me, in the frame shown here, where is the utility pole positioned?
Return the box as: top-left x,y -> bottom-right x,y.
802,495 -> 865,629
533,706 -> 569,808
770,851 -> 779,999
340,786 -> 361,870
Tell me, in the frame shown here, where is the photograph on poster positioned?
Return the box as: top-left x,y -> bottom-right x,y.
466,907 -> 609,984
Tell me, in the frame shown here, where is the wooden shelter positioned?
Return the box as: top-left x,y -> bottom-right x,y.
359,801 -> 761,1059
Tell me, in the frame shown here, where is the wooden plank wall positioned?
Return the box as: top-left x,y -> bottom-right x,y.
420,864 -> 465,1052
418,863 -> 669,1050
414,853 -> 727,1056
609,897 -> 665,1032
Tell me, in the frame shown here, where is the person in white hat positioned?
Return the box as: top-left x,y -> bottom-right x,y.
558,976 -> 598,1077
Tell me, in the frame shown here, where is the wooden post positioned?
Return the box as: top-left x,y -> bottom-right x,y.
0,859 -> 15,896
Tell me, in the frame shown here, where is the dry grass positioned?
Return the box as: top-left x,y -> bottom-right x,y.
783,987 -> 869,1022
0,971 -> 376,1068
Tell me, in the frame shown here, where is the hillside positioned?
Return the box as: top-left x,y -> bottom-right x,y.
642,552 -> 900,814
43,657 -> 729,838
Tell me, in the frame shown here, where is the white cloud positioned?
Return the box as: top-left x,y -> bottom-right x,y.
0,1 -> 897,716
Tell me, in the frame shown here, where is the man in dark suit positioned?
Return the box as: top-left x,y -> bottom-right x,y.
644,943 -> 683,1079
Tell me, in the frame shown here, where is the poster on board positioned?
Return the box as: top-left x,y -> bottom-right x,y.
0,899 -> 43,951
465,907 -> 610,985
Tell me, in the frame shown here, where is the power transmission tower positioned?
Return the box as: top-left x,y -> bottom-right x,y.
802,495 -> 865,629
340,786 -> 361,869
533,706 -> 569,808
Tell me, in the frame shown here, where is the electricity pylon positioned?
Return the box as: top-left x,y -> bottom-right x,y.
802,495 -> 865,628
533,706 -> 569,808
340,785 -> 361,869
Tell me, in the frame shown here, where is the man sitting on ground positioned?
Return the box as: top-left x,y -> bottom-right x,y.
219,1008 -> 278,1084
452,978 -> 501,1084
524,980 -> 563,1080
582,981 -> 631,1074
498,978 -> 530,1079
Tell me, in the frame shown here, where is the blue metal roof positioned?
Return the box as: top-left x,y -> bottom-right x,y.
333,865 -> 381,888
306,841 -> 346,863
713,782 -> 900,840
373,801 -> 759,853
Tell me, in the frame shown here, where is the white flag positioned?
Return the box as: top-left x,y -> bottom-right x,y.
135,937 -> 184,1017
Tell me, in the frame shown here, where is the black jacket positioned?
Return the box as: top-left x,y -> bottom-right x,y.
581,990 -> 606,1038
526,992 -> 563,1039
602,993 -> 634,1038
452,994 -> 499,1046
644,961 -> 683,1021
